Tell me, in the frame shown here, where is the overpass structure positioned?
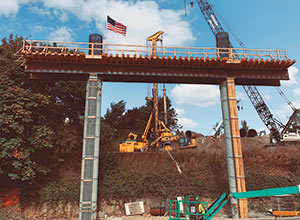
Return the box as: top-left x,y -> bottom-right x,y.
23,40 -> 294,85
21,40 -> 295,220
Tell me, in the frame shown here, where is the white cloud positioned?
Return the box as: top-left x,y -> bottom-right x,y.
175,108 -> 198,130
171,84 -> 219,107
236,90 -> 246,101
178,117 -> 198,130
281,66 -> 299,86
275,101 -> 300,123
48,26 -> 75,42
0,0 -> 19,17
0,0 -> 36,17
261,92 -> 271,101
293,88 -> 300,99
175,108 -> 185,117
53,9 -> 69,22
29,6 -> 51,17
1,0 -> 195,47
39,0 -> 195,46
31,25 -> 47,33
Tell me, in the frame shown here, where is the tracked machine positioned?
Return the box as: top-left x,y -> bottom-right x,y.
119,106 -> 197,152
119,31 -> 198,152
189,0 -> 300,145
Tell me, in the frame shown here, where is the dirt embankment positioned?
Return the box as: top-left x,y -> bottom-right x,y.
1,136 -> 300,219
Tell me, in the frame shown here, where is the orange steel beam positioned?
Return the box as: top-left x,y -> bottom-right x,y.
22,52 -> 295,85
226,78 -> 248,218
273,211 -> 300,220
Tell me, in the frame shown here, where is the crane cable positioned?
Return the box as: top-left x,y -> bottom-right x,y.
206,0 -> 295,121
208,0 -> 246,48
275,87 -> 297,111
257,87 -> 283,122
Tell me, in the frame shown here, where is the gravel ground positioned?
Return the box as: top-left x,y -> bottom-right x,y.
99,216 -> 300,220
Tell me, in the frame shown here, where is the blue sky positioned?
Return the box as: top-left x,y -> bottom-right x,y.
1,0 -> 299,135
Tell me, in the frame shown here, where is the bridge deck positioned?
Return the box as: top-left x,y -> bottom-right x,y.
21,40 -> 296,85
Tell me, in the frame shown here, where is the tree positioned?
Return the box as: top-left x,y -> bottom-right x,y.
0,35 -> 86,185
99,96 -> 180,152
241,120 -> 249,132
100,101 -> 127,153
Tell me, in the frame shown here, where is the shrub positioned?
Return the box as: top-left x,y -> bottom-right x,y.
40,180 -> 80,207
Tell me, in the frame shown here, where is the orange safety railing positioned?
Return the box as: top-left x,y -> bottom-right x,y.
22,40 -> 290,61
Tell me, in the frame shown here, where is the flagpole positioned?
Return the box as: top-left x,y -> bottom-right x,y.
105,17 -> 108,53
105,28 -> 108,53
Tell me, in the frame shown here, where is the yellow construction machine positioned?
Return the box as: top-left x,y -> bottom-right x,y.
119,112 -> 153,152
119,111 -> 197,152
119,111 -> 178,152
119,31 -> 197,152
148,120 -> 179,151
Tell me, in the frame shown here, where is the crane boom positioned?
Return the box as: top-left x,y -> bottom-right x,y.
194,0 -> 283,142
147,31 -> 164,141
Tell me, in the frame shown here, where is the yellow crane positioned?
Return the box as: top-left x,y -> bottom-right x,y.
146,31 -> 164,143
146,30 -> 164,55
119,31 -> 197,152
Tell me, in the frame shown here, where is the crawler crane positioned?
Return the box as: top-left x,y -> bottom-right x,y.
190,0 -> 300,144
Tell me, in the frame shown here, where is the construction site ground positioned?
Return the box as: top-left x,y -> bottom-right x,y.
100,217 -> 300,220
1,136 -> 299,220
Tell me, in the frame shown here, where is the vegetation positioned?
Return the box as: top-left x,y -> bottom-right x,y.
100,98 -> 180,152
241,120 -> 249,132
98,145 -> 300,202
40,180 -> 80,207
0,35 -> 86,185
0,34 -> 179,185
1,34 -> 300,218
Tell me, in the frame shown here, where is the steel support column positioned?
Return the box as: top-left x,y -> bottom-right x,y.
226,78 -> 248,218
79,74 -> 102,220
220,78 -> 249,218
153,83 -> 159,142
220,81 -> 239,219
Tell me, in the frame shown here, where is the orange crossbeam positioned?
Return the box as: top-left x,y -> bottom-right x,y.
21,49 -> 296,85
273,211 -> 300,216
273,211 -> 300,220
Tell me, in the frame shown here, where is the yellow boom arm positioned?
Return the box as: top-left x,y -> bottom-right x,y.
141,112 -> 153,141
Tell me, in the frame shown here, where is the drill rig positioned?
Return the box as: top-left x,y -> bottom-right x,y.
119,31 -> 197,152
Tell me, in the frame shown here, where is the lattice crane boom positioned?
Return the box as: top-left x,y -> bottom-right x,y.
194,0 -> 283,142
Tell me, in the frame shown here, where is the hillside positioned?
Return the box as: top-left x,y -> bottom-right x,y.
1,136 -> 300,219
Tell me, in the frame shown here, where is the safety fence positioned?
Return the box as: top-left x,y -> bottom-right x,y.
22,40 -> 290,61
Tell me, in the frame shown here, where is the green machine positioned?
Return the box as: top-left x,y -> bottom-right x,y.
169,185 -> 300,220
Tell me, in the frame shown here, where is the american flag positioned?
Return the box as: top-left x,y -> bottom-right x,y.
107,16 -> 127,36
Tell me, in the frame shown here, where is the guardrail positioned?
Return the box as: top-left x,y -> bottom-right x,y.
22,40 -> 290,61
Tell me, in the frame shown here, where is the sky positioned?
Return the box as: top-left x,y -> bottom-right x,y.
1,0 -> 300,135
